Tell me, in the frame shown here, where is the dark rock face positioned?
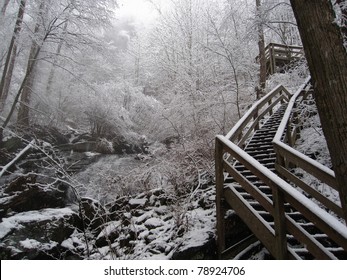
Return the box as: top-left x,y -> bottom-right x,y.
0,175 -> 82,259
80,197 -> 108,235
0,176 -> 75,219
1,137 -> 25,153
0,126 -> 222,260
29,125 -> 69,146
171,236 -> 217,260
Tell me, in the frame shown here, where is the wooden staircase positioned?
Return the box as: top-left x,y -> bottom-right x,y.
215,78 -> 347,259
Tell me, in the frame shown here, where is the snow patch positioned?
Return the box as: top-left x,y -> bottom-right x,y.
144,217 -> 164,229
0,208 -> 75,239
129,198 -> 147,207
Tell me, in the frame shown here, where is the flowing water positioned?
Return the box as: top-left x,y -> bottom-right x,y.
72,153 -> 146,204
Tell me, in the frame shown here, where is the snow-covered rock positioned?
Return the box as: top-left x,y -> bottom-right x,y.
0,208 -> 80,259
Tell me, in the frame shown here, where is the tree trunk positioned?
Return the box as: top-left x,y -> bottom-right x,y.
290,0 -> 347,223
256,0 -> 266,99
0,46 -> 40,145
0,0 -> 26,112
0,43 -> 17,112
16,65 -> 36,127
17,0 -> 45,127
45,17 -> 69,95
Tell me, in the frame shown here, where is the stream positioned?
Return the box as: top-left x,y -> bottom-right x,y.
70,153 -> 150,204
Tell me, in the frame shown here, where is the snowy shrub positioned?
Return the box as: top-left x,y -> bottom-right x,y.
96,138 -> 114,154
266,58 -> 309,93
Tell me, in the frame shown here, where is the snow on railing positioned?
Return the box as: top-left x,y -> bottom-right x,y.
216,133 -> 347,259
225,84 -> 291,145
217,134 -> 347,240
216,78 -> 347,259
272,77 -> 346,221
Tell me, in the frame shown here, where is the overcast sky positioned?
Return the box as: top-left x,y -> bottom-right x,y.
116,0 -> 158,25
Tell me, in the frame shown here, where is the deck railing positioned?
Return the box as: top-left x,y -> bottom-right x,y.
259,43 -> 304,75
215,78 -> 347,259
225,85 -> 291,146
273,77 -> 347,223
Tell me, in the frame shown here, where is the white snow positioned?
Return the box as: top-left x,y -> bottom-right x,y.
19,238 -> 58,250
217,134 -> 347,239
84,151 -> 100,157
129,198 -> 147,207
0,208 -> 75,239
96,221 -> 122,239
0,140 -> 35,177
144,217 -> 164,228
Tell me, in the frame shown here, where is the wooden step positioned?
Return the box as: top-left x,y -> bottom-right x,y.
226,183 -> 346,259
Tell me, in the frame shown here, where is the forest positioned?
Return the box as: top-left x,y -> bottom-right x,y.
0,0 -> 346,260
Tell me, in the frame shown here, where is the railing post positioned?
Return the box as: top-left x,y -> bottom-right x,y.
254,105 -> 259,131
215,137 -> 226,259
286,122 -> 293,148
271,44 -> 275,74
268,98 -> 273,116
272,186 -> 288,259
280,89 -> 285,104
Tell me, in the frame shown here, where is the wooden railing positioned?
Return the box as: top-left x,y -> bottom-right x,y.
225,85 -> 291,146
215,78 -> 347,259
262,43 -> 304,75
273,77 -> 347,223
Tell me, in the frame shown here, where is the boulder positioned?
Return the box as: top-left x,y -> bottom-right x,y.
80,197 -> 108,234
0,176 -> 77,219
0,208 -> 81,259
95,221 -> 122,248
171,236 -> 217,260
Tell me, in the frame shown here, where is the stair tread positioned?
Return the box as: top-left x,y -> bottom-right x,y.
218,100 -> 347,260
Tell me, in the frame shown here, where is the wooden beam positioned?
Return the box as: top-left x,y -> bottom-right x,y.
215,137 -> 226,258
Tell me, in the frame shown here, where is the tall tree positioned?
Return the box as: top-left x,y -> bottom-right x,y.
17,0 -> 45,127
256,0 -> 266,99
0,0 -> 117,143
0,0 -> 26,112
290,0 -> 347,222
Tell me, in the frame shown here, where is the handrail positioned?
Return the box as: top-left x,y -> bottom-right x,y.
261,43 -> 304,75
218,135 -> 347,239
257,43 -> 303,61
216,78 -> 347,259
225,85 -> 291,145
216,134 -> 347,258
265,43 -> 303,54
272,76 -> 346,222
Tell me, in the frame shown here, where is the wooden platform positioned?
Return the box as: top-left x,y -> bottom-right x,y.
257,43 -> 304,75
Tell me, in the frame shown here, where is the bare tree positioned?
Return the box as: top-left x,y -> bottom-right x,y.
290,0 -> 347,222
17,0 -> 46,127
0,0 -> 26,112
0,0 -> 117,137
205,10 -> 242,118
256,0 -> 266,99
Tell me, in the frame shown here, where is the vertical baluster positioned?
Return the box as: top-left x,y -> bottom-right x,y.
272,187 -> 288,259
215,137 -> 225,258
